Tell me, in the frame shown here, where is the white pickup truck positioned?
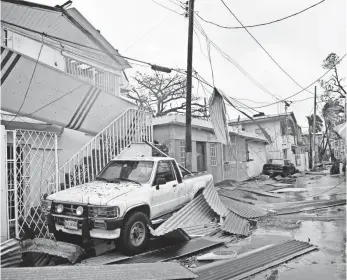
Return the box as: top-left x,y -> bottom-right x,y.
42,157 -> 213,255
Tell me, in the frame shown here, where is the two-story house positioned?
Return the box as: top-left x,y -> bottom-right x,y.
228,112 -> 302,166
0,0 -> 152,241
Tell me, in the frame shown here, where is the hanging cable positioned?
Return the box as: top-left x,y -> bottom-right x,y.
220,0 -> 314,95
196,0 -> 326,29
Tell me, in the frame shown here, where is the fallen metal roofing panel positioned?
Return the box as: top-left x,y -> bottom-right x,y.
182,223 -> 220,238
219,195 -> 270,218
203,181 -> 228,217
2,262 -> 197,280
1,239 -> 22,268
22,239 -> 85,264
77,253 -> 130,266
237,187 -> 281,198
218,188 -> 258,204
116,238 -> 223,264
221,211 -> 251,236
193,240 -> 317,280
206,229 -> 237,243
152,195 -> 217,236
276,199 -> 346,215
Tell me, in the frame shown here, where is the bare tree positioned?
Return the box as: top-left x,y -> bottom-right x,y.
125,71 -> 208,117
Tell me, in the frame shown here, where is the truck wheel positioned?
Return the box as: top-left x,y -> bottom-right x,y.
119,212 -> 150,256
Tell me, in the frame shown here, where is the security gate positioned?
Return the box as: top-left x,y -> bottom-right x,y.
6,130 -> 58,239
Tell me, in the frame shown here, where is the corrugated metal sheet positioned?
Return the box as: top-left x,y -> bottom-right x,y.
276,199 -> 346,215
219,195 -> 270,218
193,240 -> 317,280
218,188 -> 258,204
2,263 -> 197,280
203,181 -> 228,217
183,223 -> 220,238
117,238 -> 223,264
221,211 -> 250,236
22,238 -> 85,264
0,239 -> 22,268
206,229 -> 237,243
77,253 -> 130,266
153,195 -> 217,236
237,187 -> 281,198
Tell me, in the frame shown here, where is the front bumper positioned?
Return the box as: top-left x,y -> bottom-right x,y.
46,213 -> 123,240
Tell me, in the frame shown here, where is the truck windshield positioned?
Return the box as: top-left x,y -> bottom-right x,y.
96,161 -> 154,184
268,159 -> 284,165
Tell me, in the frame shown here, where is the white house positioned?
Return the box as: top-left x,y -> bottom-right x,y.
0,0 -> 152,242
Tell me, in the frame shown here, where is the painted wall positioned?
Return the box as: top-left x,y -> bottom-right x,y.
153,124 -> 224,183
248,141 -> 267,177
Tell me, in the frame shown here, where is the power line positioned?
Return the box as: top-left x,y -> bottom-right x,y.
194,19 -> 282,102
151,0 -> 184,15
220,0 -> 314,95
196,0 -> 326,29
250,53 -> 347,109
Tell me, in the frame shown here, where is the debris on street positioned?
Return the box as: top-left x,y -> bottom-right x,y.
197,250 -> 237,261
269,187 -> 307,193
1,239 -> 22,268
192,240 -> 318,280
2,263 -> 198,280
221,211 -> 251,236
21,238 -> 85,265
116,237 -> 223,264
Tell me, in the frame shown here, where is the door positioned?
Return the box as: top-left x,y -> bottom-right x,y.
196,142 -> 206,172
151,160 -> 179,218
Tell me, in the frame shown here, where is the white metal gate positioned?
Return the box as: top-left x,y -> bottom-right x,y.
6,129 -> 58,239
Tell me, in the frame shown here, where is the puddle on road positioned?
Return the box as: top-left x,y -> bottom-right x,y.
252,220 -> 346,280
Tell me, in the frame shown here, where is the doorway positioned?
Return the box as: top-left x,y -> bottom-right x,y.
196,142 -> 206,172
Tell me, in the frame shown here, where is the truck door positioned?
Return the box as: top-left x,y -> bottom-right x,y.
151,160 -> 179,218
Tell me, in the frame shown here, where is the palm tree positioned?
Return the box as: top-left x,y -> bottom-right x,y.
321,99 -> 345,161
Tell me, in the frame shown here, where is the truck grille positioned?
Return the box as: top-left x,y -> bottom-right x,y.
53,203 -> 87,217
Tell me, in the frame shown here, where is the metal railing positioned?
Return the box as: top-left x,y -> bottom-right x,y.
59,108 -> 153,190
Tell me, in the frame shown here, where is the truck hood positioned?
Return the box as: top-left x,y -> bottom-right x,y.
47,181 -> 142,205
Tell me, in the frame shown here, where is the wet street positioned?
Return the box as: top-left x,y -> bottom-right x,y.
245,174 -> 346,280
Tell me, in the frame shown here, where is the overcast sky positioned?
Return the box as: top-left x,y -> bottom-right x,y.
34,0 -> 346,131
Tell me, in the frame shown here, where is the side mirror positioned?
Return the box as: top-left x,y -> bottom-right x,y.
156,178 -> 166,190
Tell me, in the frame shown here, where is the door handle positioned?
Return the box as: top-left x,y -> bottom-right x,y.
173,184 -> 177,187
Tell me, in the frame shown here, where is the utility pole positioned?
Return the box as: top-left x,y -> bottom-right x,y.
312,86 -> 317,170
185,0 -> 194,171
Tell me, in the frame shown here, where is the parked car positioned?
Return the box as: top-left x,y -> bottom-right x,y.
262,159 -> 296,177
41,157 -> 213,255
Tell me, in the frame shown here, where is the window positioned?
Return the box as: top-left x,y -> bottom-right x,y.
154,161 -> 175,184
65,56 -> 117,94
171,160 -> 182,183
210,143 -> 217,166
180,141 -> 186,167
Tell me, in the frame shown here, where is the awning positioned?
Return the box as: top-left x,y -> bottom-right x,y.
1,47 -> 136,134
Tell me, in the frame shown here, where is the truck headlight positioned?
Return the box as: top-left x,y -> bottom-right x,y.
88,206 -> 119,218
56,204 -> 64,213
41,200 -> 52,213
76,206 -> 84,216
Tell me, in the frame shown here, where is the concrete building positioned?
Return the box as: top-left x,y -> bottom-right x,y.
153,114 -> 268,183
228,112 -> 302,166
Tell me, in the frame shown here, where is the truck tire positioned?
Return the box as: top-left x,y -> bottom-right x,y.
118,211 -> 150,256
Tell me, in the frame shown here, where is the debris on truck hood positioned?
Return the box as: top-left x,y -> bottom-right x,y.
2,262 -> 198,280
1,239 -> 22,268
21,238 -> 85,265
